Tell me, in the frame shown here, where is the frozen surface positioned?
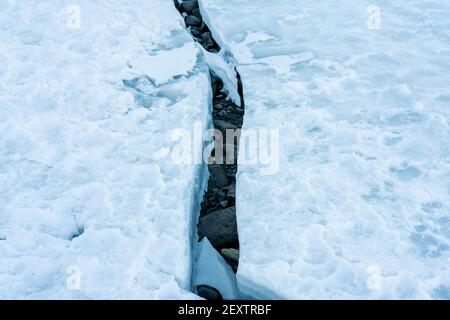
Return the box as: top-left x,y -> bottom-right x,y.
0,0 -> 210,299
194,238 -> 240,300
201,48 -> 241,106
202,0 -> 450,299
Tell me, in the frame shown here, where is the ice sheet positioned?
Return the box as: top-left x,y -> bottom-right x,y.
201,0 -> 450,299
0,0 -> 210,299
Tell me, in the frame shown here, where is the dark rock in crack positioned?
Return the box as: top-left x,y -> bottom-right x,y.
197,285 -> 223,301
224,165 -> 238,180
215,107 -> 244,128
215,92 -> 227,100
211,76 -> 223,94
221,248 -> 239,263
219,200 -> 228,209
207,176 -> 215,192
209,165 -> 229,188
192,8 -> 201,19
190,26 -> 201,38
212,188 -> 226,202
200,21 -> 207,32
198,207 -> 238,250
201,32 -> 214,49
217,109 -> 231,118
221,248 -> 239,272
185,15 -> 201,27
214,120 -> 238,132
226,183 -> 236,200
201,202 -> 217,216
180,0 -> 199,14
174,0 -> 243,276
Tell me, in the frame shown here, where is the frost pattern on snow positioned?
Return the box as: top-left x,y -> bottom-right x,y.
0,0 -> 210,299
202,0 -> 450,299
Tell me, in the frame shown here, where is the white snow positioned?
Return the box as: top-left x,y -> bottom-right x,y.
0,0 -> 211,299
2,0 -> 449,300
201,48 -> 241,106
129,42 -> 199,85
201,0 -> 450,299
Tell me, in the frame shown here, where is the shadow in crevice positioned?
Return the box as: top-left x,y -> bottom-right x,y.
174,0 -> 246,300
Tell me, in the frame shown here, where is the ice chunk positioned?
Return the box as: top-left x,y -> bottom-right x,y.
129,42 -> 199,85
201,48 -> 241,106
194,238 -> 240,300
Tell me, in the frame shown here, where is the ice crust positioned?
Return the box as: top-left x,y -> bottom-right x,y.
0,0 -> 211,299
201,0 -> 450,299
194,238 -> 240,300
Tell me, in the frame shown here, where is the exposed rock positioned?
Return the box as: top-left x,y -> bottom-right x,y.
217,110 -> 228,117
200,21 -> 207,32
214,119 -> 238,132
227,183 -> 236,200
211,75 -> 223,94
184,15 -> 201,27
209,165 -> 229,188
174,0 -> 243,275
219,200 -> 228,208
198,207 -> 238,250
224,165 -> 237,178
180,0 -> 199,14
190,26 -> 201,38
215,92 -> 227,100
213,188 -> 226,202
197,285 -> 223,300
201,32 -> 214,49
221,248 -> 239,263
221,248 -> 239,273
192,8 -> 201,18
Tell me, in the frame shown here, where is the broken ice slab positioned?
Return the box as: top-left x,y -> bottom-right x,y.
202,0 -> 450,299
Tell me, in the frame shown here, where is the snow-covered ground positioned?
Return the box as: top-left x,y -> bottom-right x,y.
201,0 -> 450,299
2,0 -> 450,300
0,0 -> 211,299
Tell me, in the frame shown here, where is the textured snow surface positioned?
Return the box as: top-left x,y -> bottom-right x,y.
202,0 -> 450,299
0,0 -> 210,299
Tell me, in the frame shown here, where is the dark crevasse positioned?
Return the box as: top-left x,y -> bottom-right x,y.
173,0 -> 246,300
